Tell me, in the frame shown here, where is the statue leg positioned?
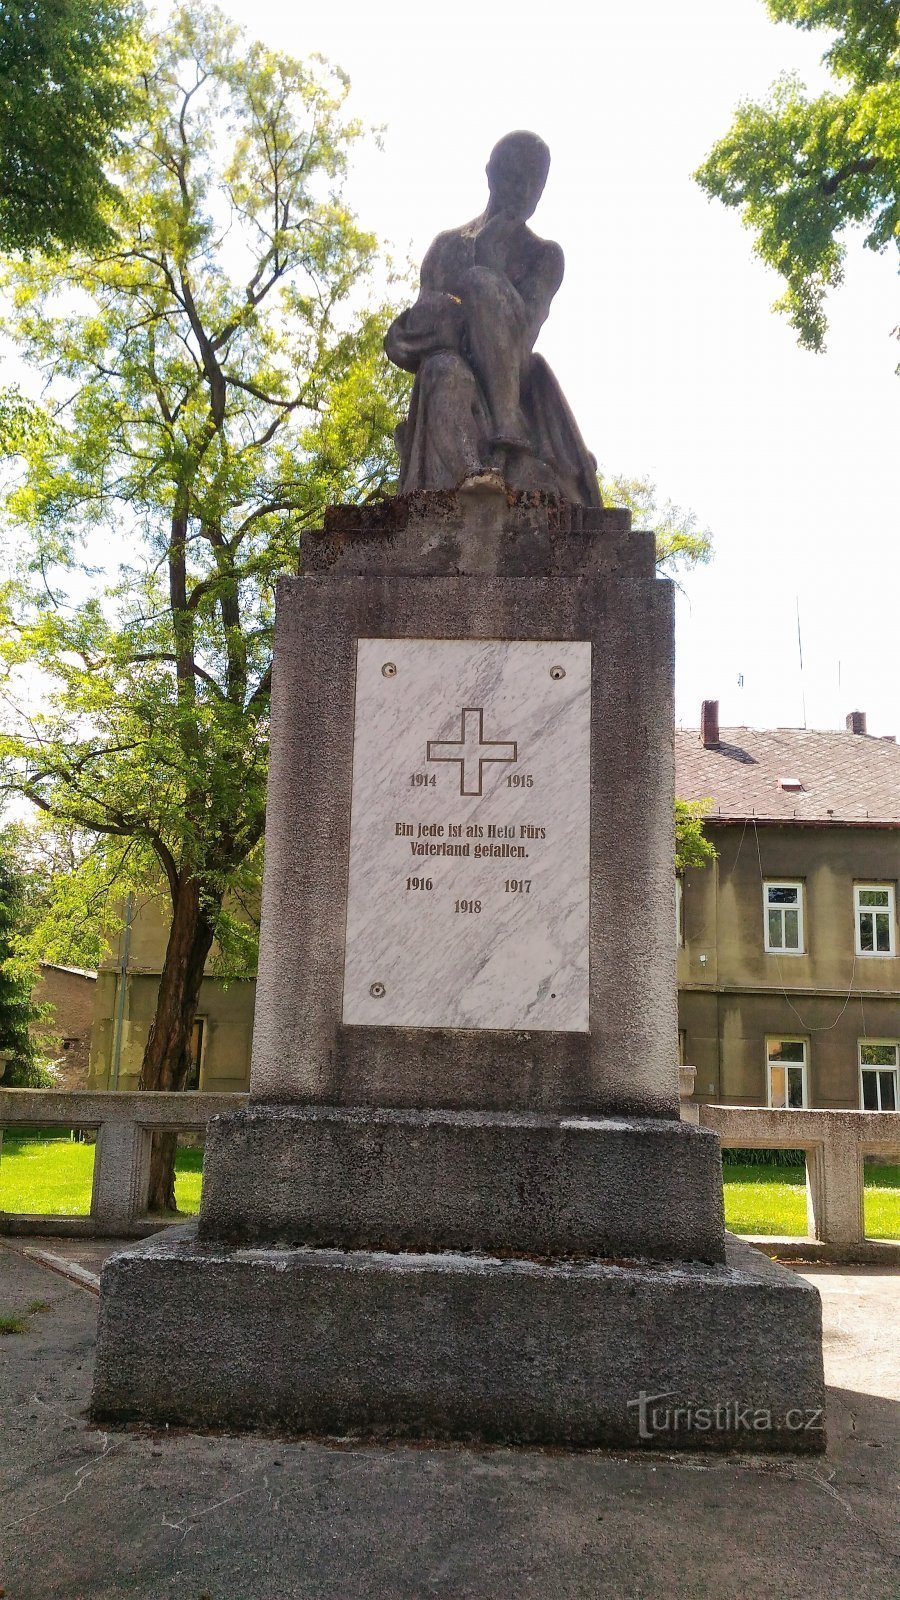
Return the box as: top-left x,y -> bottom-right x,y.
399,351 -> 487,492
459,265 -> 531,450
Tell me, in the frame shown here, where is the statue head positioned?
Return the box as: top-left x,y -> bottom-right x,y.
486,131 -> 551,221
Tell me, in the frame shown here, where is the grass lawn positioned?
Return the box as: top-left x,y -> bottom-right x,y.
0,1134 -> 96,1216
722,1160 -> 900,1240
722,1163 -> 807,1236
0,1133 -> 203,1217
863,1162 -> 900,1241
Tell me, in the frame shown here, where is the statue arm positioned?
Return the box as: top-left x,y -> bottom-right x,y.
472,222 -> 564,343
384,289 -> 466,374
385,233 -> 469,373
517,240 -> 564,340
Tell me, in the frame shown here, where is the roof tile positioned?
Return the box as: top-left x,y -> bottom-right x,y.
674,727 -> 900,824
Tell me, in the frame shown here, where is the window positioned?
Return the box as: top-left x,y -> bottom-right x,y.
764,881 -> 804,953
675,876 -> 684,947
767,1038 -> 808,1108
859,1042 -> 899,1111
854,884 -> 896,956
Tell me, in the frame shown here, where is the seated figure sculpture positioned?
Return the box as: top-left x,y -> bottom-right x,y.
385,130 -> 601,507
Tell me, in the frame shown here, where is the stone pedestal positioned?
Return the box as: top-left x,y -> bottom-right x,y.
92,489 -> 825,1452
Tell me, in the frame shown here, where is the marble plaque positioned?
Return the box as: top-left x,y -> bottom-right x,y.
341,639 -> 591,1031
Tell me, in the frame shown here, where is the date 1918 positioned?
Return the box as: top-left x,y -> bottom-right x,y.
455,899 -> 481,914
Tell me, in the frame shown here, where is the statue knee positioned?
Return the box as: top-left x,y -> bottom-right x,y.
418,350 -> 477,401
460,264 -> 522,320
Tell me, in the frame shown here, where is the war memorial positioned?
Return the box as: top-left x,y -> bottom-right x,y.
91,132 -> 825,1452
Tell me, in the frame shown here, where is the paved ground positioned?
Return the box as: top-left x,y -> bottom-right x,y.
1,1238 -> 897,1600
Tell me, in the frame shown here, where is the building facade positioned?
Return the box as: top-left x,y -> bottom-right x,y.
32,963 -> 97,1090
88,705 -> 900,1112
88,895 -> 254,1094
676,705 -> 900,1111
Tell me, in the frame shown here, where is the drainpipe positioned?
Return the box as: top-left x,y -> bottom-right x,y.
109,894 -> 134,1091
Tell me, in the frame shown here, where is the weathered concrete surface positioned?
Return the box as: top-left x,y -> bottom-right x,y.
1,1239 -> 897,1600
252,507 -> 679,1119
199,1105 -> 726,1261
90,1227 -> 822,1452
303,490 -> 644,577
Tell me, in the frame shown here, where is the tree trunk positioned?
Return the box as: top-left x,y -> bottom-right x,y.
140,872 -> 218,1212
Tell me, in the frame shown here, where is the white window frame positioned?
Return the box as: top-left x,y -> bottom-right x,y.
766,1037 -> 808,1109
763,880 -> 805,955
854,883 -> 896,958
858,1040 -> 899,1112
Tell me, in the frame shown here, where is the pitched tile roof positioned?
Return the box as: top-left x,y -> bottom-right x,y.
674,727 -> 900,825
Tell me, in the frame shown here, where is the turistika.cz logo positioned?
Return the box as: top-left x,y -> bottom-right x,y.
627,1390 -> 824,1440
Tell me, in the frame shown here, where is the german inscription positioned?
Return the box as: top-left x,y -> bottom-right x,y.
342,639 -> 591,1030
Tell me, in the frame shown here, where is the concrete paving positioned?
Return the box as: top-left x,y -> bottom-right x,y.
1,1237 -> 897,1600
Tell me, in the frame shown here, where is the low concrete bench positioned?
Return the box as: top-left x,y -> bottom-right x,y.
699,1104 -> 900,1264
2,1088 -> 897,1259
0,1089 -> 247,1236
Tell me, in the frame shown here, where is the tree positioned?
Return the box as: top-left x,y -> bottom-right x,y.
675,799 -> 716,873
0,4 -> 406,1208
0,841 -> 50,1086
597,471 -> 713,575
0,0 -> 142,254
695,1 -> 899,355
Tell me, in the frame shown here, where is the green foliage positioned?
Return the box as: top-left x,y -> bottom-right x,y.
597,471 -> 713,575
0,843 -> 50,1085
695,0 -> 899,353
721,1146 -> 806,1166
0,6 -> 406,988
0,0 -> 143,253
11,822 -> 126,974
0,1314 -> 29,1335
674,798 -> 717,873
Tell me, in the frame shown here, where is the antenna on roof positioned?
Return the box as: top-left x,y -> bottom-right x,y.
796,596 -> 806,729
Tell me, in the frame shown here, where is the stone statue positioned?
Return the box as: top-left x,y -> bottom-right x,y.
385,130 -> 601,507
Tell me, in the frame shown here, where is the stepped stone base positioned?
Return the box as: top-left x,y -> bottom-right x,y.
91,1226 -> 825,1454
198,1105 -> 726,1262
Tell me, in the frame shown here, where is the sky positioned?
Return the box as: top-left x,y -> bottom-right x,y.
210,0 -> 899,737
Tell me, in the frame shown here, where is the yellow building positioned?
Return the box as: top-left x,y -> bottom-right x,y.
88,895 -> 254,1094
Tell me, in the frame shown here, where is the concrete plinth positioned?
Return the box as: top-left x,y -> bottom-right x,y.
90,491 -> 826,1453
198,1105 -> 726,1262
92,1226 -> 825,1453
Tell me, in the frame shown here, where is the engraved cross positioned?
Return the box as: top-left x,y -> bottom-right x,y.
427,707 -> 517,797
